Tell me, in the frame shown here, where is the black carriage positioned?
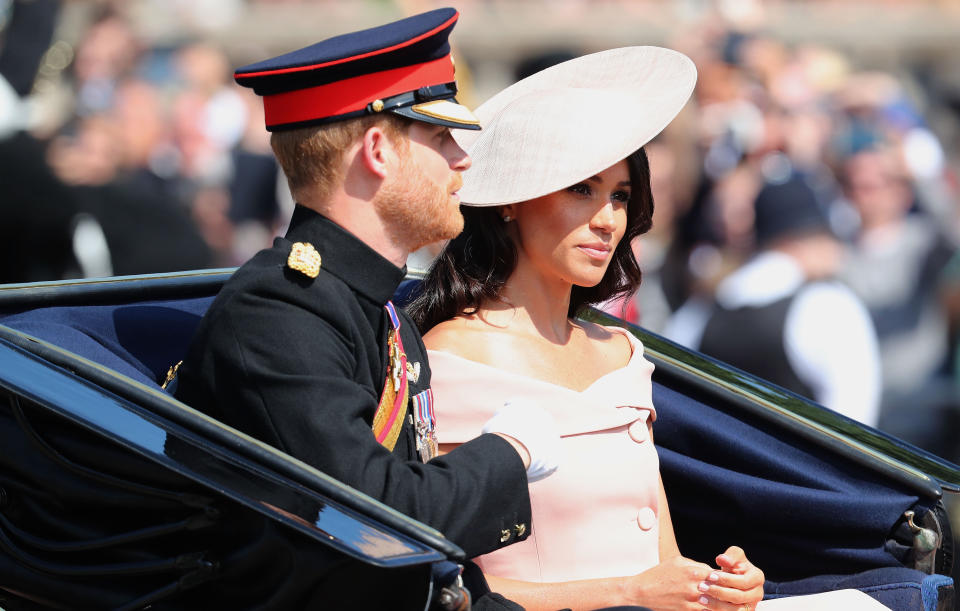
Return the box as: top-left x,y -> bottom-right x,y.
0,270 -> 956,610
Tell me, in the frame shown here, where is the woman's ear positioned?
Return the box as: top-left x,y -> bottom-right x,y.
500,204 -> 517,223
360,126 -> 394,179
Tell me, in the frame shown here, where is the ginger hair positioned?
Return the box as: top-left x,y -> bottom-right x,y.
270,114 -> 409,203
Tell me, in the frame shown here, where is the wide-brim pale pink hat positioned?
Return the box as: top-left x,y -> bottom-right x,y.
454,46 -> 697,206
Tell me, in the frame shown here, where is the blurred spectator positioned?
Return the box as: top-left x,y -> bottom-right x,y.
0,0 -> 61,99
69,8 -> 142,117
1,2 -> 300,281
939,254 -> 960,415
171,41 -> 246,183
45,110 -> 215,275
0,0 -> 84,283
513,48 -> 578,81
664,174 -> 882,426
0,127 -> 84,282
111,78 -> 181,200
838,146 -> 956,418
171,41 -> 288,266
651,158 -> 763,334
225,86 -> 291,264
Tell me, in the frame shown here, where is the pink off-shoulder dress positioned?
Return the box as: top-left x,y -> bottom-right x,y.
428,327 -> 892,610
429,327 -> 660,582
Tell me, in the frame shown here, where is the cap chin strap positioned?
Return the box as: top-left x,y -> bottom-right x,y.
366,82 -> 458,114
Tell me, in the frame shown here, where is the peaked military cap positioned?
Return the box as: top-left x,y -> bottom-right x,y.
234,7 -> 480,132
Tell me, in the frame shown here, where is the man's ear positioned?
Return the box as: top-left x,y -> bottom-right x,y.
360,125 -> 396,179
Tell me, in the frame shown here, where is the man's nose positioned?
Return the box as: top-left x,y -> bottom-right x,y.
450,142 -> 471,171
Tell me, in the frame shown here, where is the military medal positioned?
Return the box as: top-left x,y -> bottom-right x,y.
406,361 -> 420,384
412,389 -> 438,462
371,302 -> 409,451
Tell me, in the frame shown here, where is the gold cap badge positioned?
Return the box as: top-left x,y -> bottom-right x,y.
287,242 -> 322,278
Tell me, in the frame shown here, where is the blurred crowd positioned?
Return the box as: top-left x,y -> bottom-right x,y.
0,0 -> 293,283
596,16 -> 960,459
2,0 -> 960,457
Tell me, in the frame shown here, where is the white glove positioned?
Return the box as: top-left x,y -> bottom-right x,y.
482,398 -> 562,482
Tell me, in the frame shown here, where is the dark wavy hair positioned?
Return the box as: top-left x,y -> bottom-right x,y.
408,148 -> 654,333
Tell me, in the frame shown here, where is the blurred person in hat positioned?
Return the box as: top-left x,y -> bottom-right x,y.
173,8 -> 555,609
665,172 -> 881,427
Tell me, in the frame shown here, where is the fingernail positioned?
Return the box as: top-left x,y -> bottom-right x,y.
698,581 -> 710,592
708,572 -> 720,581
699,595 -> 710,605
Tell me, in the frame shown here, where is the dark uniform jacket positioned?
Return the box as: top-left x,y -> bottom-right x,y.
175,205 -> 531,560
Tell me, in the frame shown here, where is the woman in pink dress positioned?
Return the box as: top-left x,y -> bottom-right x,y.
407,48 -> 890,611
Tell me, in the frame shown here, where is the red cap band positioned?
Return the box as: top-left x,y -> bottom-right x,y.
263,55 -> 455,129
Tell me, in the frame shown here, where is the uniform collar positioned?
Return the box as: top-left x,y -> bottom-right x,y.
284,204 -> 407,305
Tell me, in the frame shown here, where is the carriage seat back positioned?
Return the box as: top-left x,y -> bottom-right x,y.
0,296 -> 215,388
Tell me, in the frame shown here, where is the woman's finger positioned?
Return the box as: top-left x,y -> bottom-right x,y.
716,546 -> 747,572
714,567 -> 755,585
702,582 -> 764,606
702,594 -> 760,611
713,565 -> 765,591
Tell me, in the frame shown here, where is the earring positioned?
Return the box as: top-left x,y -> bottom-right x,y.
502,215 -> 513,223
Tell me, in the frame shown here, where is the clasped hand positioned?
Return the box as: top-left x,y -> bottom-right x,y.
627,546 -> 764,611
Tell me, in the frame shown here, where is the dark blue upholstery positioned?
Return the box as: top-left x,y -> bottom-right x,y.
653,380 -> 923,581
765,567 -> 953,610
0,297 -> 214,387
650,376 -> 956,606
922,574 -> 954,610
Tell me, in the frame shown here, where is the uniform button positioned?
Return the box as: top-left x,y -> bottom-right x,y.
636,507 -> 657,530
500,529 -> 511,543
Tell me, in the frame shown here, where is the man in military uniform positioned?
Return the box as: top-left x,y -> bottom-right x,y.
175,8 -> 551,608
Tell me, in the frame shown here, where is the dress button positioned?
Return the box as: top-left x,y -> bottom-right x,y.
628,418 -> 649,443
636,507 -> 657,530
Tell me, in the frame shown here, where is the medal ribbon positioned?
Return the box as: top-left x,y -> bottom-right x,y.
372,301 -> 409,451
411,388 -> 438,462
412,389 -> 435,432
